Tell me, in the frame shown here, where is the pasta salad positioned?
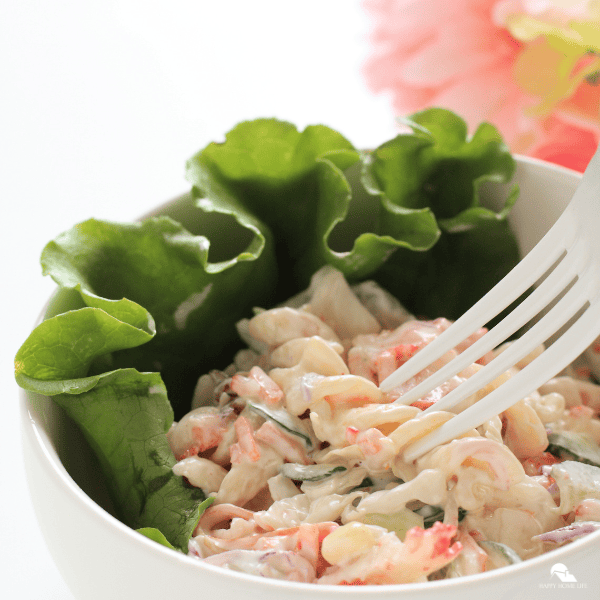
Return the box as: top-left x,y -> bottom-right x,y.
168,266 -> 600,585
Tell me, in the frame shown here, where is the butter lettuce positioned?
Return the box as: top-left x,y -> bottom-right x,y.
186,112 -> 518,317
22,366 -> 207,551
30,215 -> 277,412
57,370 -> 206,552
186,117 -> 442,295
363,109 -> 520,317
15,109 -> 519,553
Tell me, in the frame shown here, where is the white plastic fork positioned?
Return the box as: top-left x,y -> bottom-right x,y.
379,147 -> 600,462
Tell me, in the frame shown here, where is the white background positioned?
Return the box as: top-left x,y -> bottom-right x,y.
1,2 -> 396,597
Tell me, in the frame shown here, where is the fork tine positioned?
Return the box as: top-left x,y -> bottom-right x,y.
391,243 -> 586,406
403,290 -> 600,462
379,223 -> 570,392
418,269 -> 590,416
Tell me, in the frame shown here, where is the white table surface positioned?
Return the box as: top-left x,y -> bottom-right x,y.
1,2 -> 396,597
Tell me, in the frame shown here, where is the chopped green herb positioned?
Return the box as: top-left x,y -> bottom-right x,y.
547,431 -> 600,467
247,400 -> 313,447
280,463 -> 347,482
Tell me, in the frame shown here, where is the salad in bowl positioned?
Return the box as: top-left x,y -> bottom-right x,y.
16,109 -> 600,597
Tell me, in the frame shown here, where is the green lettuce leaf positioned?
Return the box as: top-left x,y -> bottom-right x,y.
186,118 -> 364,298
17,214 -> 276,550
295,154 -> 441,282
138,498 -> 215,551
186,113 -> 518,318
137,527 -> 176,550
35,368 -> 205,551
14,307 -> 154,389
365,108 -> 520,318
38,215 -> 277,412
185,118 -> 441,294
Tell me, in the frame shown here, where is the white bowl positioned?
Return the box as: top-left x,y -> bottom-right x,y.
20,156 -> 600,599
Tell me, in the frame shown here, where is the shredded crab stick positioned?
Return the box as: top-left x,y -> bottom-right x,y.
166,267 -> 600,584
318,522 -> 462,585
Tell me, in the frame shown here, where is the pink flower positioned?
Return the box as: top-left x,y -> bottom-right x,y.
362,0 -> 600,171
